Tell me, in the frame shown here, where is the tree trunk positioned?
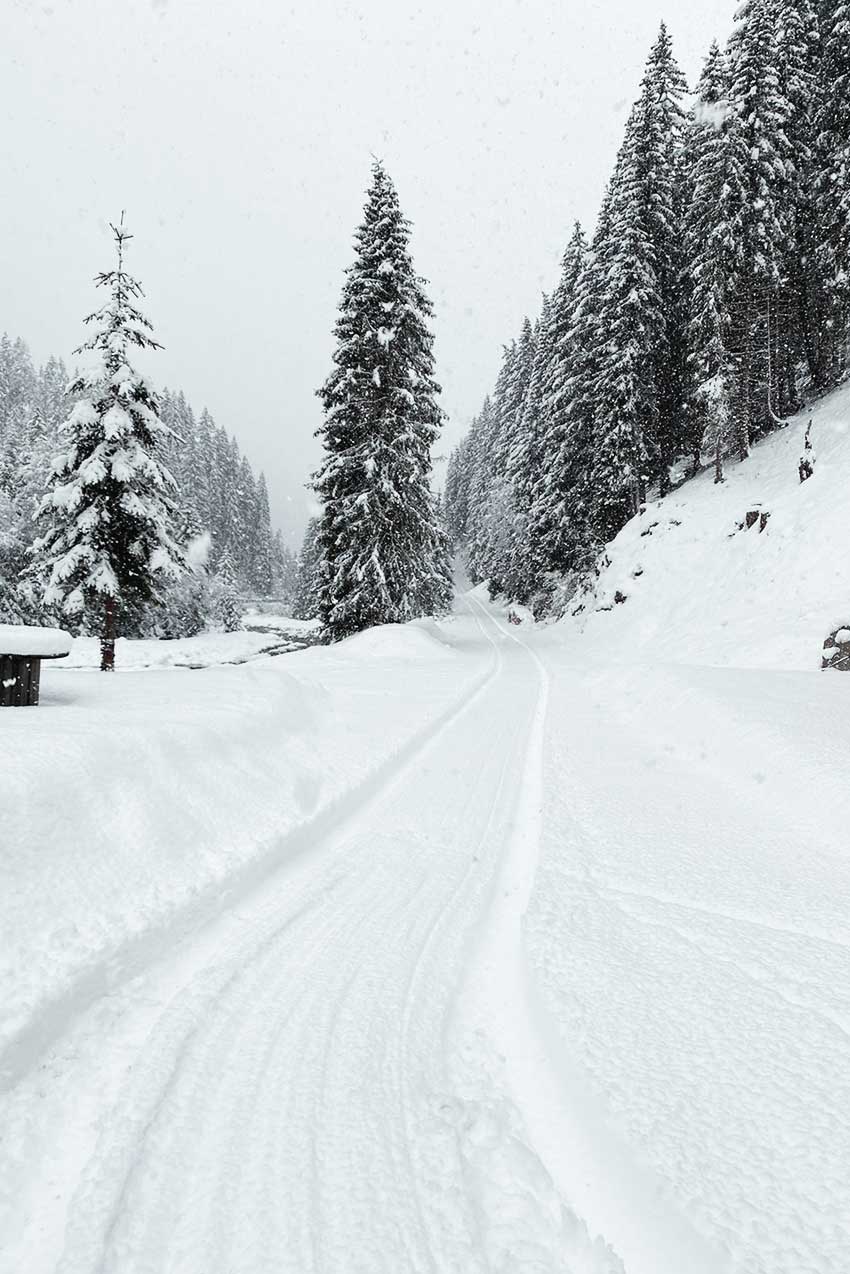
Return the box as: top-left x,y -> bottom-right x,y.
714,434 -> 724,485
101,596 -> 117,672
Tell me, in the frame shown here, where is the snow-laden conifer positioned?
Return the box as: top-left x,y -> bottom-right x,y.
293,517 -> 323,622
724,0 -> 794,451
314,162 -> 451,639
585,26 -> 689,532
504,299 -> 556,602
31,218 -> 184,669
814,0 -> 850,382
212,546 -> 242,632
685,43 -> 738,480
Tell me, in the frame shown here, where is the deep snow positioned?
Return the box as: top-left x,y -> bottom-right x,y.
2,386 -> 850,1274
566,379 -> 850,670
0,618 -> 477,1072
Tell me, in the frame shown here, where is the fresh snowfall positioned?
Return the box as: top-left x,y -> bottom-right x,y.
3,2 -> 850,1272
3,380 -> 850,1274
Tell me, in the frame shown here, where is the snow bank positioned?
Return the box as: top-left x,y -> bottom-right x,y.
561,380 -> 850,670
0,624 -> 72,658
336,620 -> 456,660
0,635 -> 481,1068
62,627 -> 299,670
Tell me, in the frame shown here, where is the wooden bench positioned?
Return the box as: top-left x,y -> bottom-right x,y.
0,625 -> 72,706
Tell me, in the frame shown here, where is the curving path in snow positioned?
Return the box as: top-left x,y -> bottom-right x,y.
0,604 -> 621,1274
4,598 -> 848,1274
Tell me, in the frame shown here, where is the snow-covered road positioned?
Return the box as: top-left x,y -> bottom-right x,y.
3,599 -> 849,1274
2,605 -> 617,1274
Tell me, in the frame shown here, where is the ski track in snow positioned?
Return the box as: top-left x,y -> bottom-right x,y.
526,657 -> 850,1274
1,604 -> 620,1274
4,595 -> 848,1273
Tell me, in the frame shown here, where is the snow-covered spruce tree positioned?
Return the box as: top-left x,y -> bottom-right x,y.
293,517 -> 323,621
776,0 -> 825,394
32,219 -> 184,669
723,0 -> 794,454
588,115 -> 659,539
443,435 -> 473,549
504,298 -> 556,603
463,399 -> 496,584
640,23 -> 692,487
532,221 -> 597,584
212,545 -> 242,632
314,162 -> 451,640
814,0 -> 850,383
467,325 -> 537,596
491,318 -> 535,478
271,531 -> 298,608
684,42 -> 738,482
251,473 -> 274,596
576,26 -> 689,542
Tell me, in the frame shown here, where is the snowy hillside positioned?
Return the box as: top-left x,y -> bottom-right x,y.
562,381 -> 850,670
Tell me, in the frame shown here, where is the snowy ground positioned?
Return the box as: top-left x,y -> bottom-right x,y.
567,379 -> 850,671
62,616 -> 319,671
2,388 -> 850,1273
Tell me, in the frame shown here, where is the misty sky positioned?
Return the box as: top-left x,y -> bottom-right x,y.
3,0 -> 735,543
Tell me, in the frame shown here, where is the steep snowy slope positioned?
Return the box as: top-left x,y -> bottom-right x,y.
564,381 -> 850,670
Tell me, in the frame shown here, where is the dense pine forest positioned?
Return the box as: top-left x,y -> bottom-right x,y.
445,0 -> 850,615
0,331 -> 295,635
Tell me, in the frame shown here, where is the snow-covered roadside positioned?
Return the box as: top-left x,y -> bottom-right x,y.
0,619 -> 483,1073
564,379 -> 850,671
60,619 -> 318,671
524,653 -> 850,1274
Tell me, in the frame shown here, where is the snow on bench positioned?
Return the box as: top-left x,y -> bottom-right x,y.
0,625 -> 73,706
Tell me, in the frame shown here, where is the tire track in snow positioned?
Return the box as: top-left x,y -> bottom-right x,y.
3,605 -> 563,1274
451,599 -> 721,1274
0,619 -> 499,1090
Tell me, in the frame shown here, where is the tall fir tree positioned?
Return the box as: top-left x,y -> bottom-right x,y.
776,0 -> 825,392
814,0 -> 850,382
293,517 -> 323,621
314,162 -> 452,639
589,118 -> 659,537
212,545 -> 242,632
724,0 -> 794,453
641,23 -> 692,485
533,221 -> 596,579
505,299 -> 555,601
251,473 -> 274,595
585,27 -> 689,537
685,42 -> 738,480
32,218 -> 184,668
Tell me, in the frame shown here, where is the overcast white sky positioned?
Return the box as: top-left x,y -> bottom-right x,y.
3,0 -> 735,543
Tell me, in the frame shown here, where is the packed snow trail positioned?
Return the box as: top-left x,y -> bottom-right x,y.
1,605 -> 620,1274
5,599 -> 846,1274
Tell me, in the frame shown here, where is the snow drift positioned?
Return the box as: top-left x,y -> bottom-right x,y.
0,623 -> 483,1073
563,380 -> 850,670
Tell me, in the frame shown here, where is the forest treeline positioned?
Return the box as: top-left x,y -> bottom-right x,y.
444,1 -> 850,614
0,332 -> 295,632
